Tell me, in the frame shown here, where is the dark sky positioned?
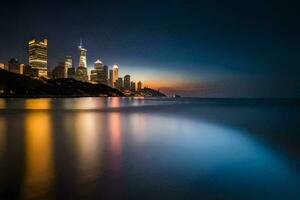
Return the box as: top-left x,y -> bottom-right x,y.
0,0 -> 299,97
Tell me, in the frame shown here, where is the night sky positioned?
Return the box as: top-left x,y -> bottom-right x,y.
0,0 -> 299,97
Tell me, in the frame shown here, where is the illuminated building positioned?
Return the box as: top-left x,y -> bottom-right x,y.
0,63 -> 6,70
28,39 -> 48,77
76,67 -> 88,82
112,64 -> 119,87
8,58 -> 23,74
130,81 -> 136,92
137,81 -> 142,92
65,56 -> 72,68
52,62 -> 66,79
109,69 -> 113,87
65,56 -> 75,78
90,60 -> 108,84
78,41 -> 87,68
76,41 -> 88,82
124,75 -> 130,91
115,77 -> 123,90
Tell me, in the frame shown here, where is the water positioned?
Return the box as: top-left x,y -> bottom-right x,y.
0,97 -> 300,199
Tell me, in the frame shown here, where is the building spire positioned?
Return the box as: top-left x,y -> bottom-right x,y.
79,38 -> 82,48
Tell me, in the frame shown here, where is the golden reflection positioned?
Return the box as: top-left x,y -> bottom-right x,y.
22,112 -> 54,199
109,97 -> 121,108
73,98 -> 103,110
75,112 -> 103,182
0,117 -> 6,160
0,99 -> 6,109
108,112 -> 122,174
25,99 -> 51,110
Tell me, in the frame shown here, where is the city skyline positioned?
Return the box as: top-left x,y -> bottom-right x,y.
1,38 -> 146,86
0,0 -> 299,97
0,37 -> 147,97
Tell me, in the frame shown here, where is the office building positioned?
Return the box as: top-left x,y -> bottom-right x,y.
65,56 -> 72,68
76,42 -> 88,82
124,75 -> 131,91
8,58 -> 23,74
137,81 -> 142,92
76,67 -> 88,82
112,64 -> 119,87
115,77 -> 123,90
28,39 -> 48,77
78,42 -> 87,68
131,81 -> 136,92
90,60 -> 108,84
52,62 -> 66,79
109,69 -> 113,86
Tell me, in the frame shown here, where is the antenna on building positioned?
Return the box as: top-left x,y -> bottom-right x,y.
79,38 -> 82,48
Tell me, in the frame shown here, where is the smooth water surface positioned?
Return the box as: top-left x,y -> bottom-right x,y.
0,98 -> 299,199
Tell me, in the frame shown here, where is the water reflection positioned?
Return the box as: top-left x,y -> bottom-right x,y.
75,112 -> 103,182
21,111 -> 54,199
0,99 -> 6,109
0,98 -> 299,199
0,117 -> 6,160
25,99 -> 51,110
108,112 -> 122,175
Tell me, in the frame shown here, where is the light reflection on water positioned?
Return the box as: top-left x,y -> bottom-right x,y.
21,112 -> 54,200
0,98 -> 299,199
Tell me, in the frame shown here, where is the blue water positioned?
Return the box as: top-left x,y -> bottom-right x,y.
0,98 -> 299,199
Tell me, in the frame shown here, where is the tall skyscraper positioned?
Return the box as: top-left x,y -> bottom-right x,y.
124,75 -> 131,91
65,56 -> 74,79
112,64 -> 119,87
137,81 -> 142,92
65,56 -> 72,68
115,77 -> 123,90
78,41 -> 87,68
76,41 -> 88,82
28,39 -> 48,77
109,69 -> 113,86
131,81 -> 136,92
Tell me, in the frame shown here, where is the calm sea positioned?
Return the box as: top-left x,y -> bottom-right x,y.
0,97 -> 299,199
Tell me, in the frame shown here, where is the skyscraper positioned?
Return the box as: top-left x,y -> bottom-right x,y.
137,81 -> 142,92
112,64 -> 119,87
131,81 -> 136,92
78,41 -> 87,68
28,39 -> 48,77
65,56 -> 75,79
52,62 -> 66,79
124,75 -> 131,91
76,41 -> 88,82
65,56 -> 72,68
90,60 -> 108,84
115,77 -> 123,90
109,69 -> 114,86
